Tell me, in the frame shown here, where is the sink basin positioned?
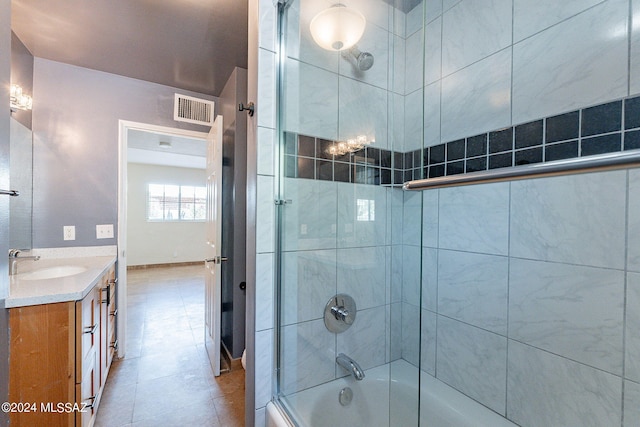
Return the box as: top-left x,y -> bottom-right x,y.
19,265 -> 88,281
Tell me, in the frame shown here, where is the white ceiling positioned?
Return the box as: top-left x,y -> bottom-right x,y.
11,0 -> 248,97
127,129 -> 206,169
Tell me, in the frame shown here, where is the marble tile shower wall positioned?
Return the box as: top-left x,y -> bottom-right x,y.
252,0 -> 277,424
283,0 -> 419,154
409,168 -> 640,427
418,0 -> 640,150
252,0 -> 413,422
271,0 -> 418,402
278,179 -> 405,395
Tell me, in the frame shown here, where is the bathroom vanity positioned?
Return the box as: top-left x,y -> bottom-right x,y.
6,255 -> 117,427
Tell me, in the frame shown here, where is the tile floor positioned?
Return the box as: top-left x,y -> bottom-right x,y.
95,265 -> 245,427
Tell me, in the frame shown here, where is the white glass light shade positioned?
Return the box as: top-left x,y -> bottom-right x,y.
309,4 -> 366,51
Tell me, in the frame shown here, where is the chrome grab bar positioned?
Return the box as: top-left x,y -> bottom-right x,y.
0,189 -> 19,196
403,150 -> 640,191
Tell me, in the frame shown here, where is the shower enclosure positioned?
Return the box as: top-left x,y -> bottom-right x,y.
269,0 -> 640,426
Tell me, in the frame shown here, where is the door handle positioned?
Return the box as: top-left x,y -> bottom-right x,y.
205,256 -> 229,265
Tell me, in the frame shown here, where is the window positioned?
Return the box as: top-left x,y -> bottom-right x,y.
356,198 -> 375,222
147,184 -> 206,221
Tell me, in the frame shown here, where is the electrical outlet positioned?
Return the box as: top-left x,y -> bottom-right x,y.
96,224 -> 114,239
63,226 -> 75,241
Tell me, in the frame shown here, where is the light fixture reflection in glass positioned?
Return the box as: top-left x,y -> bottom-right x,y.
309,4 -> 366,51
10,84 -> 33,112
327,135 -> 371,156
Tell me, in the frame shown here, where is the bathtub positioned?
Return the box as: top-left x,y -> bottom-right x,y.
266,360 -> 517,427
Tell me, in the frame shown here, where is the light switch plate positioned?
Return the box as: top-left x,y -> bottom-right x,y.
63,226 -> 75,241
96,224 -> 114,239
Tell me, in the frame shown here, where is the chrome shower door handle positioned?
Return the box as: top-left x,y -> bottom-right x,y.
205,256 -> 228,265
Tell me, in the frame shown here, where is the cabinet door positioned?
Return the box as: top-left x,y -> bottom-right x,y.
107,269 -> 117,366
76,286 -> 100,426
9,302 -> 75,427
100,273 -> 109,387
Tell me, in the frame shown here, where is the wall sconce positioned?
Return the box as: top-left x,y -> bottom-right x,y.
10,84 -> 33,112
309,4 -> 366,51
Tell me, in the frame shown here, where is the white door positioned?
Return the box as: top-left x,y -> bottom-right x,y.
205,115 -> 224,376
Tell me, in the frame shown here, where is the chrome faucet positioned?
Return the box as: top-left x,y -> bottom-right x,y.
336,353 -> 365,381
9,249 -> 40,275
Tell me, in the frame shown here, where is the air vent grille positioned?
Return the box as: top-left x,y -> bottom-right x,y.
173,94 -> 215,126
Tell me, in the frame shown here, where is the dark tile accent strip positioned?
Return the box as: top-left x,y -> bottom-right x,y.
446,161 -> 464,175
489,128 -> 513,154
515,147 -> 543,165
429,144 -> 445,164
316,139 -> 334,160
317,159 -> 333,180
625,96 -> 640,130
625,130 -> 640,151
465,156 -> 487,173
545,140 -> 578,162
298,135 -> 316,157
581,101 -> 622,137
546,111 -> 579,143
334,162 -> 350,182
284,94 -> 640,187
447,139 -> 465,161
466,134 -> 487,157
581,133 -> 621,156
429,164 -> 445,178
515,120 -> 543,149
297,157 -> 314,179
489,153 -> 512,169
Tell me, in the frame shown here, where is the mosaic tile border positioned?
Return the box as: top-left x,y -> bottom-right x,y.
283,94 -> 640,186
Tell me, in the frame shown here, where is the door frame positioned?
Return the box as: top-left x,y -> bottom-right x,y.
117,120 -> 209,358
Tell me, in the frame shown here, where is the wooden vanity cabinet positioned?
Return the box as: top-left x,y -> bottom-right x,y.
9,265 -> 117,427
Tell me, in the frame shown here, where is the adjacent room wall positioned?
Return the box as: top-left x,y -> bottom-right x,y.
31,58 -> 217,248
126,163 -> 206,266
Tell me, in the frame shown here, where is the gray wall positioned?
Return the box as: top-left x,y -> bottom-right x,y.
10,31 -> 33,130
32,58 -> 218,248
219,67 -> 248,359
1,1 -> 12,424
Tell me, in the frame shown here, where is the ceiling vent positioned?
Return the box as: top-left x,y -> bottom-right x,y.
173,94 -> 215,126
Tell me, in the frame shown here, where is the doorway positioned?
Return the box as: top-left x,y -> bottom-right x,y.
116,121 -> 209,360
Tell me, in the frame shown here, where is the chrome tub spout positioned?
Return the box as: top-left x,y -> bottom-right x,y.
336,353 -> 365,380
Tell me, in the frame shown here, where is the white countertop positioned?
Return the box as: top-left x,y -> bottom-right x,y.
7,255 -> 117,308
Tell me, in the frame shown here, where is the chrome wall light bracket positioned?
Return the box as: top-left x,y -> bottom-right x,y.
238,102 -> 255,117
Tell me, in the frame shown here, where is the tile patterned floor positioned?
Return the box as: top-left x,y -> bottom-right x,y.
95,265 -> 245,427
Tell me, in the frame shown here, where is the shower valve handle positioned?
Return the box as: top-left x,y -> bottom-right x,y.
331,305 -> 353,324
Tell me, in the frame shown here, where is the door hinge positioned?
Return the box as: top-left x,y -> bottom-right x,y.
274,199 -> 292,205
